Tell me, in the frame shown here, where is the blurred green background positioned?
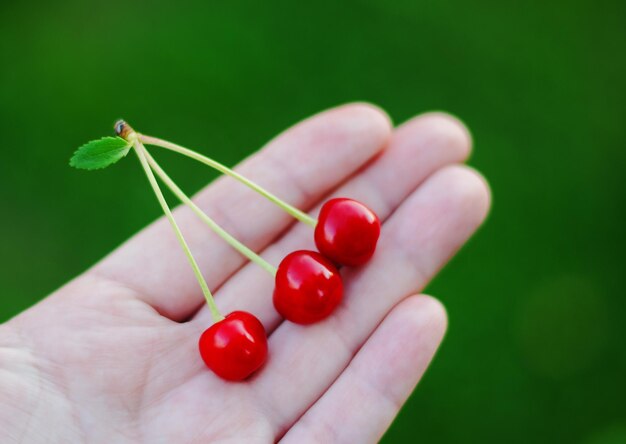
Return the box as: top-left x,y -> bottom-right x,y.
1,0 -> 625,442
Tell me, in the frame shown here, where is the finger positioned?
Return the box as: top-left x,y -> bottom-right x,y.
280,295 -> 447,444
192,113 -> 472,328
255,165 -> 490,433
89,103 -> 391,320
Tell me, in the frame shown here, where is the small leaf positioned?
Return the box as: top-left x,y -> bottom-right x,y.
70,137 -> 132,170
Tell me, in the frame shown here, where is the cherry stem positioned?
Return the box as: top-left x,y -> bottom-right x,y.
138,134 -> 318,228
132,138 -> 224,323
142,149 -> 277,276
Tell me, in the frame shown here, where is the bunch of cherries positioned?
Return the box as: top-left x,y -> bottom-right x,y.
73,121 -> 380,381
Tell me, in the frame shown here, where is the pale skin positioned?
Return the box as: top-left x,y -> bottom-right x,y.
0,104 -> 490,443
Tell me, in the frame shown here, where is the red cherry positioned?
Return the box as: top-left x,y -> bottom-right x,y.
198,311 -> 268,381
273,250 -> 343,324
314,198 -> 381,266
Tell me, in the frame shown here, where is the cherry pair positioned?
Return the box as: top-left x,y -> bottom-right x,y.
273,198 -> 381,324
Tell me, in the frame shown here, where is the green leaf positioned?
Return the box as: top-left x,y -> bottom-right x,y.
69,137 -> 132,170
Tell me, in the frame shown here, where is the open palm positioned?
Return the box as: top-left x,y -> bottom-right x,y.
0,104 -> 490,443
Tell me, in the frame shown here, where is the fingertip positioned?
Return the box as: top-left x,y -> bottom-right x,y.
443,164 -> 492,224
396,294 -> 449,342
424,164 -> 492,230
400,111 -> 473,162
277,102 -> 392,164
332,102 -> 393,149
339,101 -> 394,130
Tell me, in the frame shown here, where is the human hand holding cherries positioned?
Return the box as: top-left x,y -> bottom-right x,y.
0,104 -> 490,442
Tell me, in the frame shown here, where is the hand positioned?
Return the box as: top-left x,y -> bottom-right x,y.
0,104 -> 490,443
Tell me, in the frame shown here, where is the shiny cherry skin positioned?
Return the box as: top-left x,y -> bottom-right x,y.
273,250 -> 343,324
198,311 -> 268,381
314,198 -> 381,266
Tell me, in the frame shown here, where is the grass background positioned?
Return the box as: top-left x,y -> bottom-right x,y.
1,0 -> 625,442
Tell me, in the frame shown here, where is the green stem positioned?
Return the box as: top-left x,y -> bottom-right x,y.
138,134 -> 318,228
133,139 -> 224,323
143,149 -> 277,276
